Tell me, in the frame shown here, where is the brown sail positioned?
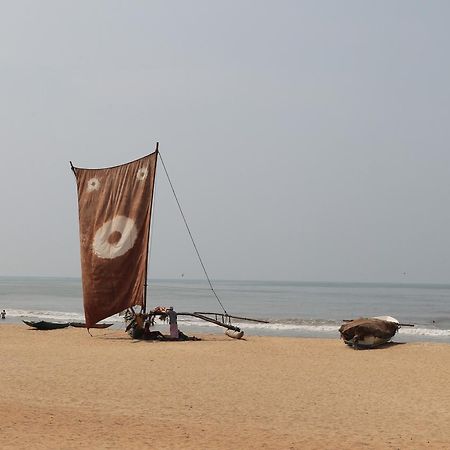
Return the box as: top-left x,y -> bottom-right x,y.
72,152 -> 157,328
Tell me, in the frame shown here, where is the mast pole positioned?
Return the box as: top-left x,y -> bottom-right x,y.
143,141 -> 159,313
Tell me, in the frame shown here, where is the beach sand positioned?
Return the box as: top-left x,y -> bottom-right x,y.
1,324 -> 449,449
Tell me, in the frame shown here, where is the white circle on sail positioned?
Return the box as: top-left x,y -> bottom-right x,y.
87,177 -> 101,192
93,215 -> 138,259
137,167 -> 148,181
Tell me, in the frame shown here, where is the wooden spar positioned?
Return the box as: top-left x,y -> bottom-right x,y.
193,312 -> 269,324
342,319 -> 415,327
177,312 -> 242,332
143,142 -> 159,313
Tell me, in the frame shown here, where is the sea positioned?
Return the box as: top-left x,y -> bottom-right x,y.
1,276 -> 450,343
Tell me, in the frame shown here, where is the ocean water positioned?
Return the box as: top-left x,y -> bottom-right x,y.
1,276 -> 450,343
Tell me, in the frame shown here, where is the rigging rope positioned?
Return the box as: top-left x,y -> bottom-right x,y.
158,151 -> 228,315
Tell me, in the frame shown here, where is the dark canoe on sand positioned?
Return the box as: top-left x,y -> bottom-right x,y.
23,320 -> 71,330
70,322 -> 113,329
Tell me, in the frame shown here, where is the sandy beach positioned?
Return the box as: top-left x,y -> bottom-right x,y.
1,324 -> 449,449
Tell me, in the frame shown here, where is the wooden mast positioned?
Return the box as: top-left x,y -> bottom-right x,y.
143,141 -> 159,313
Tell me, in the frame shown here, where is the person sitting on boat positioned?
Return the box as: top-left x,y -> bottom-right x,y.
167,306 -> 179,339
143,321 -> 165,341
1,309 -> 5,319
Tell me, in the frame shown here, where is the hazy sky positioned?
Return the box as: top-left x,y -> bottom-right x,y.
1,1 -> 449,283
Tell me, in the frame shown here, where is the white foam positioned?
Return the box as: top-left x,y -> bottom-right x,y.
4,309 -> 450,339
4,309 -> 124,324
398,326 -> 450,337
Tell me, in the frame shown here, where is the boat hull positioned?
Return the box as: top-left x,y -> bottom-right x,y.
343,335 -> 391,348
225,329 -> 244,339
339,317 -> 399,349
23,320 -> 70,330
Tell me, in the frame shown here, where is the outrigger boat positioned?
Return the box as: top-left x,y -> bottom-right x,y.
339,315 -> 414,349
71,143 -> 267,338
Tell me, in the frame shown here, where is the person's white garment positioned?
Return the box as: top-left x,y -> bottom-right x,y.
167,308 -> 179,338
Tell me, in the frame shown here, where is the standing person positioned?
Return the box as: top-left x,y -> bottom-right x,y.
1,310 -> 6,319
167,306 -> 179,339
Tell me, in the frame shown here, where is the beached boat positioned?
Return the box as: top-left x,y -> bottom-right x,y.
23,320 -> 70,330
70,143 -> 266,338
70,322 -> 113,329
339,316 -> 401,349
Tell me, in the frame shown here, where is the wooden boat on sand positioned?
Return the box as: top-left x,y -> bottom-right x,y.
339,316 -> 401,349
23,320 -> 70,330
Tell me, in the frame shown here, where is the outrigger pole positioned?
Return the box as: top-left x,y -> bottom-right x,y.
342,319 -> 414,327
176,312 -> 269,332
177,312 -> 242,332
193,312 -> 269,324
143,141 -> 159,314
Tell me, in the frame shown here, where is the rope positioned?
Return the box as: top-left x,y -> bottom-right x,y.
158,151 -> 228,315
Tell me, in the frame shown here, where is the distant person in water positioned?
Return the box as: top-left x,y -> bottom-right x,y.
1,310 -> 6,319
167,306 -> 179,339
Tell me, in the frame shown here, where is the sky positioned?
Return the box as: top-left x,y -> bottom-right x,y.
1,1 -> 449,283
